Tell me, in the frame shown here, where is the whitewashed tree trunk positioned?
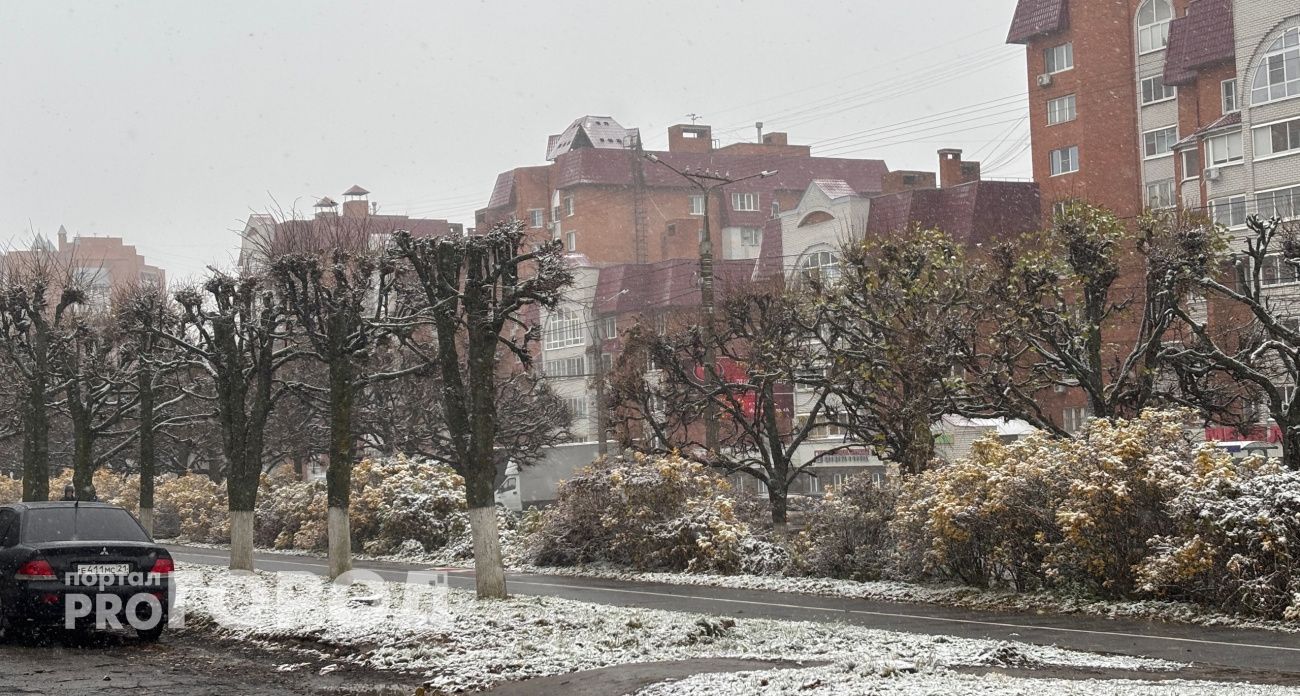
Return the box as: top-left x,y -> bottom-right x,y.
230,510 -> 254,571
138,508 -> 154,538
328,506 -> 351,579
468,506 -> 506,599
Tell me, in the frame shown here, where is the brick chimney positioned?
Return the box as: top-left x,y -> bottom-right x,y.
938,149 -> 981,188
668,124 -> 713,153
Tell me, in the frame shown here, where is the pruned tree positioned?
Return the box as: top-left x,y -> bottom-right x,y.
391,221 -> 572,599
960,202 -> 1201,431
1162,214 -> 1300,468
0,250 -> 84,501
813,228 -> 978,475
62,310 -> 139,501
164,271 -> 295,570
622,284 -> 855,533
270,242 -> 402,579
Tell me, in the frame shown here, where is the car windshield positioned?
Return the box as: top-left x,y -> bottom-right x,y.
21,508 -> 149,544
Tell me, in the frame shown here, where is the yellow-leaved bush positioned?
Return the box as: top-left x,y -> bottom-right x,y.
526,452 -> 785,574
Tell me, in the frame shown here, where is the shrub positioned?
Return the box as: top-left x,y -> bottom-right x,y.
154,475 -> 229,542
526,452 -> 768,574
1137,455 -> 1300,618
349,455 -> 468,556
791,474 -> 896,581
0,476 -> 19,504
255,468 -> 327,551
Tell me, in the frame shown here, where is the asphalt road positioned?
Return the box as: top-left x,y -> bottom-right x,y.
167,544 -> 1300,680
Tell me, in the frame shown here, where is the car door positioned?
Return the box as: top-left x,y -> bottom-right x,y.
0,508 -> 19,596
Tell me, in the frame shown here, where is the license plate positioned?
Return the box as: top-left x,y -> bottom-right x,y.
77,563 -> 130,576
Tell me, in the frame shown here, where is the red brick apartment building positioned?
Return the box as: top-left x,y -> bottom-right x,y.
1007,0 -> 1300,437
2,226 -> 166,309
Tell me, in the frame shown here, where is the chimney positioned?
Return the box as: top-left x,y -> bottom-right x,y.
668,124 -> 713,153
755,121 -> 764,142
938,149 -> 981,188
57,225 -> 68,250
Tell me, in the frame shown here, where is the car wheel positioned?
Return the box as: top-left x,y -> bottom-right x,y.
135,623 -> 165,643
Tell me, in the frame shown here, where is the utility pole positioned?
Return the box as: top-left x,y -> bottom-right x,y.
643,153 -> 777,452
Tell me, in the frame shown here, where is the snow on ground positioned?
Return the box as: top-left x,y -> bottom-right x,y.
635,665 -> 1300,696
511,562 -> 1300,633
173,562 -> 1181,694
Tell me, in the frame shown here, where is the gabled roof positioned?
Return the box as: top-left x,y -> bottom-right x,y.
811,179 -> 857,199
546,116 -> 639,161
1007,0 -> 1068,44
1164,0 -> 1235,86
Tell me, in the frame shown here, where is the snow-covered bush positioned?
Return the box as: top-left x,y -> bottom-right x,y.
154,474 -> 229,542
1137,456 -> 1300,618
0,476 -> 20,503
526,453 -> 769,574
255,468 -> 328,551
791,474 -> 896,581
892,434 -> 1065,591
349,455 -> 468,556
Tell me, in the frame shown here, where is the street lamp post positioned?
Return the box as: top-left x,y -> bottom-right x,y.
643,153 -> 776,452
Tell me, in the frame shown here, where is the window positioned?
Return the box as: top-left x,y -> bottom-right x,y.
739,227 -> 762,247
1251,27 -> 1300,105
564,195 -> 574,217
1143,126 -> 1177,158
566,231 -> 576,251
1050,145 -> 1079,175
563,396 -> 589,421
1044,42 -> 1073,74
1206,131 -> 1243,166
689,194 -> 705,216
1222,79 -> 1238,113
800,249 -> 839,285
598,317 -> 617,340
21,508 -> 148,543
544,308 -> 584,349
543,356 -> 585,378
770,200 -> 781,217
1146,179 -> 1175,209
1063,406 -> 1091,434
1046,94 -> 1076,125
1258,185 -> 1300,220
731,192 -> 758,211
1253,118 -> 1300,159
528,209 -> 544,228
1180,149 -> 1200,180
1259,253 -> 1300,287
1141,75 -> 1175,104
1212,195 -> 1248,227
1137,0 -> 1172,54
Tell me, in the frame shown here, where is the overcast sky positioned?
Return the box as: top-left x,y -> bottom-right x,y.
0,0 -> 1029,281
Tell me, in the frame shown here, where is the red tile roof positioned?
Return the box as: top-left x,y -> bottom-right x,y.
1007,0 -> 1069,44
1175,111 -> 1242,147
866,181 -> 1041,247
594,257 -> 757,316
1163,0 -> 1235,86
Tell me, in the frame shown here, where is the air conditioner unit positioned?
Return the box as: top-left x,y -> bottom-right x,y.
1205,167 -> 1221,181
1036,73 -> 1053,88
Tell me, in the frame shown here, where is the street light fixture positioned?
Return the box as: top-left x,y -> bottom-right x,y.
643,152 -> 777,451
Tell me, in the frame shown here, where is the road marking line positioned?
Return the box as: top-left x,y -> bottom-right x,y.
506,580 -> 1300,654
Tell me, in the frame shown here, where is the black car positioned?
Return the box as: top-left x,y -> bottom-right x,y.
0,502 -> 173,641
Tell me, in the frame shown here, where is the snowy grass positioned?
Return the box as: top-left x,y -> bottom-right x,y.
635,664 -> 1300,696
174,562 -> 1181,694
512,562 -> 1300,634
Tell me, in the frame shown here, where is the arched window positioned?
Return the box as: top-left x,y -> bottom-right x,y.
799,248 -> 839,287
797,210 -> 835,227
544,308 -> 584,350
1137,0 -> 1173,54
1252,27 -> 1300,105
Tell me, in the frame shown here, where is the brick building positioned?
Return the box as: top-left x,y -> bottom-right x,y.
237,185 -> 464,273
2,226 -> 166,309
476,116 -> 890,265
1008,0 -> 1300,441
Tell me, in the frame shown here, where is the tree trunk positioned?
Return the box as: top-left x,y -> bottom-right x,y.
902,416 -> 936,475
468,504 -> 506,599
138,369 -> 156,536
326,360 -> 354,579
21,379 -> 49,502
229,510 -> 254,571
1281,420 -> 1300,471
768,483 -> 789,537
71,410 -> 95,501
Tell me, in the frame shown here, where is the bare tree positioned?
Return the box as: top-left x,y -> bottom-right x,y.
0,251 -> 84,501
163,271 -> 295,570
62,310 -> 138,501
391,221 -> 572,599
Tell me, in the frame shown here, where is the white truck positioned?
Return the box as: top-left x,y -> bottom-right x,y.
495,441 -> 603,511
